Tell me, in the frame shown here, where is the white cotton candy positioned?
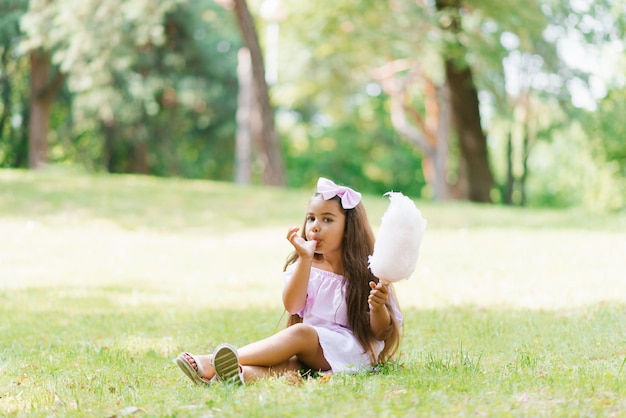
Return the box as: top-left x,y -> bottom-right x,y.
368,192 -> 427,282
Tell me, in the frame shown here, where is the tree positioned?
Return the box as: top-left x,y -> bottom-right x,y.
428,0 -> 493,202
88,0 -> 241,178
16,1 -> 71,169
274,0 -> 621,207
371,60 -> 452,201
218,0 -> 286,186
9,0 -> 67,169
235,47 -> 253,184
479,0 -> 625,208
19,0 -> 185,171
0,0 -> 30,167
269,0 -> 498,200
27,50 -> 65,169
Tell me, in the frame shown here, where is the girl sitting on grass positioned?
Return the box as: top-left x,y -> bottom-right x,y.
175,177 -> 403,384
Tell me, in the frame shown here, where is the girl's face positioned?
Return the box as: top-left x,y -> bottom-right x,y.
305,196 -> 346,256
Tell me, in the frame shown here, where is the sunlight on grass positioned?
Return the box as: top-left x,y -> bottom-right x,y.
405,226 -> 626,309
3,169 -> 624,311
2,216 -> 623,310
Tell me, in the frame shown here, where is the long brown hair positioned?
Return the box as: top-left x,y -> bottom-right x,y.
284,194 -> 401,364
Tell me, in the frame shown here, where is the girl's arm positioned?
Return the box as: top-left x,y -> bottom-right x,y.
283,227 -> 315,314
368,281 -> 393,340
283,257 -> 313,314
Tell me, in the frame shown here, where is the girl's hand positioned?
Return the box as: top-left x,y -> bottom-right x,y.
286,226 -> 316,259
368,281 -> 389,311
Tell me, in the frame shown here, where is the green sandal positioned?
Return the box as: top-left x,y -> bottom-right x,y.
211,344 -> 244,384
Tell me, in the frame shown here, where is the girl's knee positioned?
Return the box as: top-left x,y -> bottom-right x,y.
287,323 -> 318,340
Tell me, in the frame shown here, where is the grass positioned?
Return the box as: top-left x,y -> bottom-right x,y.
1,168 -> 625,417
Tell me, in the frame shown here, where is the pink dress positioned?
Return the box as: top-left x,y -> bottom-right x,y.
284,266 -> 403,373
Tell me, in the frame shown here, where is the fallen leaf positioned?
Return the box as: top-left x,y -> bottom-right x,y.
319,373 -> 333,383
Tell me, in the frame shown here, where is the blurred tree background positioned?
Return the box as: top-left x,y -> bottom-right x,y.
1,0 -> 624,211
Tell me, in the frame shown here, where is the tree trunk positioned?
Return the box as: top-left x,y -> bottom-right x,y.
131,117 -> 149,174
372,60 -> 452,200
444,60 -> 493,202
434,83 -> 451,200
520,129 -> 529,207
13,105 -> 30,168
436,0 -> 493,202
132,140 -> 148,174
28,50 -> 64,169
232,0 -> 285,186
505,129 -> 514,205
235,47 -> 253,184
102,119 -> 119,172
0,48 -> 10,140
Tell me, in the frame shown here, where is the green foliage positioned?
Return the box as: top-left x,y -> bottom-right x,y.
511,97 -> 625,213
461,0 -> 559,106
275,0 -> 626,211
276,0 -> 440,116
0,0 -> 30,167
92,0 -> 242,179
587,88 -> 626,177
0,0 -> 28,40
15,0 -> 242,180
282,94 -> 426,197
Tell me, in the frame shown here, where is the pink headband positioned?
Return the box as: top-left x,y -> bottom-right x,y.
316,177 -> 362,209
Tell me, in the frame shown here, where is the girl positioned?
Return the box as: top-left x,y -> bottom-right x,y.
175,177 -> 403,385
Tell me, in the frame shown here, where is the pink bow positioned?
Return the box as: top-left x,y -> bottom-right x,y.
316,177 -> 362,209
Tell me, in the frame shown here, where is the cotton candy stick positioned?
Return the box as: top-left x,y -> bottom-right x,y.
368,192 -> 427,284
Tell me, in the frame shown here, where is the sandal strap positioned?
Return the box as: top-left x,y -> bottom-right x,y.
175,352 -> 215,386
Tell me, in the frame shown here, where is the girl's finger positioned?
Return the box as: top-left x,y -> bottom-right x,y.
286,226 -> 299,239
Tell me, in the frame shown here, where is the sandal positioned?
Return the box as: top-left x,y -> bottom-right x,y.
211,344 -> 244,384
174,352 -> 216,386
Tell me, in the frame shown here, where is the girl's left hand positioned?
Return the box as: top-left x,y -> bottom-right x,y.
368,281 -> 389,311
286,226 -> 316,259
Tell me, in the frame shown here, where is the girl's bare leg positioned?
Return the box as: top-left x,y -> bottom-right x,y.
239,323 -> 330,371
189,323 -> 330,382
241,356 -> 303,382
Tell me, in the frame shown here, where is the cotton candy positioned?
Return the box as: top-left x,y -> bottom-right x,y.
368,192 -> 427,283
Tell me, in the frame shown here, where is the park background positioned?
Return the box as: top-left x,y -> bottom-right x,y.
1,0 -> 625,210
1,0 -> 626,416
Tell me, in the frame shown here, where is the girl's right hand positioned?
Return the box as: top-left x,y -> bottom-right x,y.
286,226 -> 316,258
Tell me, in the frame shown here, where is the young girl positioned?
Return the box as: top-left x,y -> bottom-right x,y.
175,177 -> 403,385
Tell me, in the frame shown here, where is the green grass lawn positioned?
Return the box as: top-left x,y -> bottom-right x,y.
1,168 -> 625,417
